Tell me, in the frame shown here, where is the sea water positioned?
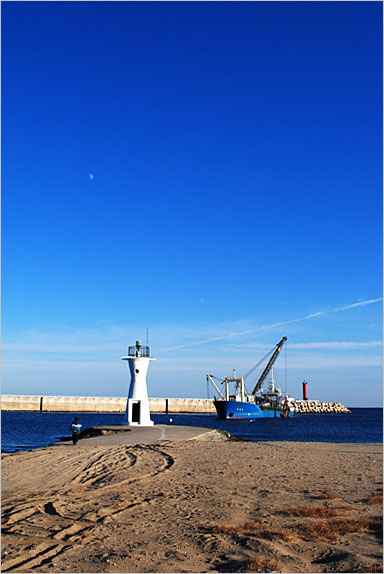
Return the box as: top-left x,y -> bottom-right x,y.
1,408 -> 382,453
1,409 -> 382,453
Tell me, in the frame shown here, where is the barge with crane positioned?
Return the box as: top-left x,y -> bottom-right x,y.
207,336 -> 295,419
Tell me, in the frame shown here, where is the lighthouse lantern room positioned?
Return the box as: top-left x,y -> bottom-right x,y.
121,340 -> 155,426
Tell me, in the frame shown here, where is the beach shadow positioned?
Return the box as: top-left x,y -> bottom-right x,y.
213,556 -> 250,572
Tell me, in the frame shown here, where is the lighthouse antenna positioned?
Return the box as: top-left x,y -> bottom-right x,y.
146,328 -> 149,346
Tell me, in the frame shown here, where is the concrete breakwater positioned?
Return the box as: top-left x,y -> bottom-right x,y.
0,395 -> 216,414
1,395 -> 350,414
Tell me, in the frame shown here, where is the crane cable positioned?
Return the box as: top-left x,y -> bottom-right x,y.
208,346 -> 275,384
208,342 -> 282,395
206,374 -> 225,383
243,347 -> 275,380
242,346 -> 276,395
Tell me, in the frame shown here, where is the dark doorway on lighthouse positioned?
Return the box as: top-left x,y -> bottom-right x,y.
132,402 -> 141,423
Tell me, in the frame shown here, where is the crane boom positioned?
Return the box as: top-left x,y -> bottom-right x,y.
251,337 -> 287,396
206,374 -> 225,400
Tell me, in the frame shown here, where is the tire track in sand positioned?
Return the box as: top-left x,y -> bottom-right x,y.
1,443 -> 174,572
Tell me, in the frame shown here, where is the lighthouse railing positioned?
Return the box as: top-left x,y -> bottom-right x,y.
127,345 -> 150,357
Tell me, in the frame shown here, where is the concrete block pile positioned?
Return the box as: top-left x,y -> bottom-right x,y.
292,399 -> 351,414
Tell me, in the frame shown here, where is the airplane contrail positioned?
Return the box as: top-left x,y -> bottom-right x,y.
166,297 -> 383,351
257,298 -> 383,331
334,298 -> 383,312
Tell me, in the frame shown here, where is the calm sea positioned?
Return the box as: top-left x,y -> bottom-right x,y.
1,408 -> 382,454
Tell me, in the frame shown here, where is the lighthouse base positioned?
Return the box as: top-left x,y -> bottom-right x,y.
124,421 -> 155,427
124,399 -> 154,426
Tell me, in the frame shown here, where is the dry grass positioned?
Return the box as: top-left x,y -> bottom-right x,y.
317,492 -> 339,500
212,521 -> 265,537
258,528 -> 296,543
212,522 -> 296,542
333,504 -> 354,511
367,490 -> 383,505
211,515 -> 382,546
283,505 -> 341,518
212,523 -> 254,536
245,555 -> 282,573
297,517 -> 382,542
368,563 -> 384,573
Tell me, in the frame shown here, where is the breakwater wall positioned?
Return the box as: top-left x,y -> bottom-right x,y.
0,395 -> 216,414
1,396 -> 350,414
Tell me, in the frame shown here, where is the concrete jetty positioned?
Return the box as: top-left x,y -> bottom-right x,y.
62,425 -> 233,445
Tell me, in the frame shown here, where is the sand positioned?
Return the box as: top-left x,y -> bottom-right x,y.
1,427 -> 382,573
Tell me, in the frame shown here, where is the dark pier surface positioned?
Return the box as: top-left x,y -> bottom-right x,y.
62,424 -> 232,445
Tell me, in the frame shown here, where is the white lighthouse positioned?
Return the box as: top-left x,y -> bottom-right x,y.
121,340 -> 155,426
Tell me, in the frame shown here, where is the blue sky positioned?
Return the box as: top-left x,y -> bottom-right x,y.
2,1 -> 382,406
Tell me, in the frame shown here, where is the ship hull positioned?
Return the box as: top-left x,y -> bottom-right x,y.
214,399 -> 294,419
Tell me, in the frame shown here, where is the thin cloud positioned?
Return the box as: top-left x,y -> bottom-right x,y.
289,341 -> 382,350
233,340 -> 382,351
3,297 -> 381,356
165,331 -> 250,352
167,297 -> 383,351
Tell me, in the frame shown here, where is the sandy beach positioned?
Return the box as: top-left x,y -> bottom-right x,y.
1,427 -> 382,573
